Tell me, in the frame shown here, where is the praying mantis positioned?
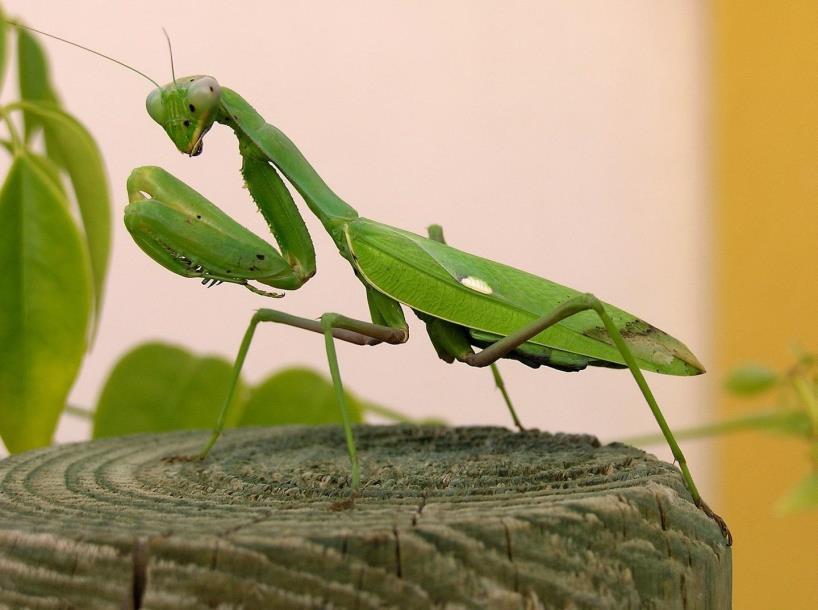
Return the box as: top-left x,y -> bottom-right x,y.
19,23 -> 730,542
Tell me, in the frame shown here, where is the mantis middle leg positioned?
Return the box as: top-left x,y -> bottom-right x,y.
199,289 -> 408,488
423,225 -> 524,431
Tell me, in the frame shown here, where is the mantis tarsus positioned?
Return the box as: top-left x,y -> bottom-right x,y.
19,22 -> 731,543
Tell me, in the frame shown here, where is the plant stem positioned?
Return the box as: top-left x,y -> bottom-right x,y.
793,377 -> 818,433
623,408 -> 809,446
0,106 -> 23,152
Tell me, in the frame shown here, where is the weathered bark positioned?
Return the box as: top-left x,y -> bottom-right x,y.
0,426 -> 730,609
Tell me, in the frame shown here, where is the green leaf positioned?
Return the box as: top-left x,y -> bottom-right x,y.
92,343 -> 245,438
725,363 -> 779,395
0,8 -> 8,95
776,473 -> 818,513
0,155 -> 92,452
239,367 -> 364,426
17,102 -> 111,327
16,24 -> 60,142
27,152 -> 67,198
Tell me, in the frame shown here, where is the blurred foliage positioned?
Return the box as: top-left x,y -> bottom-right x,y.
78,342 -> 435,438
93,343 -> 246,438
724,363 -> 779,396
629,348 -> 818,513
0,9 -> 111,453
725,351 -> 818,513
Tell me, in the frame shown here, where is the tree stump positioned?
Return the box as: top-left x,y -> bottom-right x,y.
0,426 -> 731,609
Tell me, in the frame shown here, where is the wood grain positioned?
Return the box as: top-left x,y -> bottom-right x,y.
0,426 -> 731,609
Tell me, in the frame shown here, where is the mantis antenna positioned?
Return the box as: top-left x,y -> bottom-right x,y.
161,28 -> 177,86
7,20 -> 162,88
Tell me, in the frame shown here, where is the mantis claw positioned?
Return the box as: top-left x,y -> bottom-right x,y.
698,498 -> 733,545
242,281 -> 284,298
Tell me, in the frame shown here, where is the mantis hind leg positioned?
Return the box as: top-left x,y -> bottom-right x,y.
194,305 -> 407,489
459,292 -> 731,543
424,225 -> 524,431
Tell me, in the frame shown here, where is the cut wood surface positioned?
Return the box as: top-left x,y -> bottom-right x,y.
0,426 -> 731,609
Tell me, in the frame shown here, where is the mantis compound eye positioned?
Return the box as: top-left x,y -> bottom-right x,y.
146,88 -> 166,125
186,76 -> 221,117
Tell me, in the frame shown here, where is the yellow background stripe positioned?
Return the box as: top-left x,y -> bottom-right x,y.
715,1 -> 818,607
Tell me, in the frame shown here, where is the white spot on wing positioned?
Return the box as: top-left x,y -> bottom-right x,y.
650,349 -> 674,366
460,276 -> 493,295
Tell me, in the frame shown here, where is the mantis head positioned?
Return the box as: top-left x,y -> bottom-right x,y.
7,24 -> 221,157
146,76 -> 222,156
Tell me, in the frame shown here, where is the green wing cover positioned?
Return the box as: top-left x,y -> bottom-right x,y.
346,219 -> 703,376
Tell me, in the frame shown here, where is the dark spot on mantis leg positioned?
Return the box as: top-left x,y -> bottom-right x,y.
256,254 -> 265,260
196,215 -> 202,220
209,86 -> 214,92
188,104 -> 196,113
183,120 -> 191,127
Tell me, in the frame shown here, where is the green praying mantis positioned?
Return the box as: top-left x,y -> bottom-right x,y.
20,23 -> 730,542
